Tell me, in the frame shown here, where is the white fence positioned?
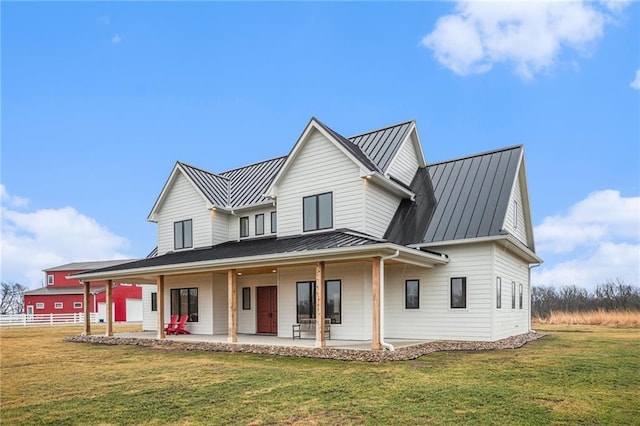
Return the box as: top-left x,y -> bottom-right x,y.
0,313 -> 100,326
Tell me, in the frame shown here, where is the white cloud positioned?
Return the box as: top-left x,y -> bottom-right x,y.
631,68 -> 640,90
0,184 -> 29,209
421,1 -> 629,79
1,187 -> 130,289
532,190 -> 640,289
535,190 -> 639,253
112,34 -> 121,44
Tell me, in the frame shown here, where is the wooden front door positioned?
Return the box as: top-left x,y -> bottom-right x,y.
256,286 -> 278,334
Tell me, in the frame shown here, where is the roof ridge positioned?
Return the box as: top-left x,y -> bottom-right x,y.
178,161 -> 229,180
427,144 -> 523,167
348,119 -> 415,140
219,155 -> 288,176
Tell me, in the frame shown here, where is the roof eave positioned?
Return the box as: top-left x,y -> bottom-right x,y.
363,172 -> 416,199
69,243 -> 448,282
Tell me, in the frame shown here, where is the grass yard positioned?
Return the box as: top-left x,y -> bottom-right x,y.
1,325 -> 638,425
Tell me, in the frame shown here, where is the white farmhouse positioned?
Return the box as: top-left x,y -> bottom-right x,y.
72,118 -> 542,348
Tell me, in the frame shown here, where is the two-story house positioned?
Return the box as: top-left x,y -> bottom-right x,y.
71,117 -> 542,349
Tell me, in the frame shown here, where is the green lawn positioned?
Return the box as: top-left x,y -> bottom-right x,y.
1,325 -> 638,425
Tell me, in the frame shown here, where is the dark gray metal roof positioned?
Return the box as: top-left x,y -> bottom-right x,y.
179,162 -> 229,207
45,259 -> 139,272
220,156 -> 287,207
179,157 -> 286,209
349,120 -> 414,172
385,145 -> 523,245
76,230 -> 385,275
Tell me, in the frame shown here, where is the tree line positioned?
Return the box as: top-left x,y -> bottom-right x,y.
532,279 -> 640,318
0,282 -> 28,314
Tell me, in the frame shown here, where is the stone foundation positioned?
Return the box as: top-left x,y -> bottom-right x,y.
64,332 -> 545,362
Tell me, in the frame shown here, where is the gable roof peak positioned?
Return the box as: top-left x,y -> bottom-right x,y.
427,144 -> 523,167
348,119 -> 415,139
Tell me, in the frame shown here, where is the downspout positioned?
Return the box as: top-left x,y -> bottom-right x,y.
380,250 -> 400,351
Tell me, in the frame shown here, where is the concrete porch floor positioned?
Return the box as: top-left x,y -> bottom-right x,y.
114,330 -> 430,351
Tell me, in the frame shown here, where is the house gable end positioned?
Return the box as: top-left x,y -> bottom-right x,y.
385,125 -> 426,186
501,154 -> 536,250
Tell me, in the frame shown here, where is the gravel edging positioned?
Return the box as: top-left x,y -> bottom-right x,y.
64,331 -> 545,362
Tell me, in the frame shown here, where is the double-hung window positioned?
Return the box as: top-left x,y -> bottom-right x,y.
296,280 -> 342,324
171,287 -> 198,322
303,192 -> 333,232
174,219 -> 193,250
450,277 -> 467,309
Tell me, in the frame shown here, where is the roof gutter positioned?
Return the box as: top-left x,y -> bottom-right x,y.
69,243 -> 449,282
362,171 -> 415,200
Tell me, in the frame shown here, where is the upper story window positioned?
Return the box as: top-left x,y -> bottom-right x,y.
303,192 -> 333,232
174,219 -> 193,250
240,216 -> 249,238
513,200 -> 518,229
271,211 -> 277,233
255,214 -> 264,236
47,275 -> 54,285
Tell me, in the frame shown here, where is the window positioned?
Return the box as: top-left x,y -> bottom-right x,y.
240,216 -> 249,238
54,302 -> 63,309
519,283 -> 523,309
512,282 -> 516,309
450,277 -> 466,309
73,302 -> 83,309
325,280 -> 342,324
496,277 -> 502,309
296,280 -> 342,324
255,214 -> 264,236
303,192 -> 333,232
405,280 -> 420,309
174,219 -> 193,250
47,275 -> 54,285
151,292 -> 158,312
242,287 -> 251,310
171,288 -> 198,322
36,303 -> 44,309
513,200 -> 518,229
270,211 -> 277,233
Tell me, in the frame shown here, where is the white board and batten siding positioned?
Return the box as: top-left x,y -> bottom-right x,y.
502,172 -> 528,245
364,181 -> 402,238
492,243 -> 530,340
384,243 -> 495,341
386,134 -> 420,187
276,129 -> 365,237
156,173 -> 213,255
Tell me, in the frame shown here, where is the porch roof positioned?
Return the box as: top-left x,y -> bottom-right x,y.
69,229 -> 448,282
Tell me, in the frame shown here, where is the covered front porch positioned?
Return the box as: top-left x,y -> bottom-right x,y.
70,232 -> 449,351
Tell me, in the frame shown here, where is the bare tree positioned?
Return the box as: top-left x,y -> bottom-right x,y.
0,282 -> 28,314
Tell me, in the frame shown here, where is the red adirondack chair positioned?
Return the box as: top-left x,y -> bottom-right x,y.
163,314 -> 179,334
173,314 -> 191,335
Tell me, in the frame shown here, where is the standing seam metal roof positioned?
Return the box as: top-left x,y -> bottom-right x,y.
385,145 -> 523,245
348,120 -> 414,172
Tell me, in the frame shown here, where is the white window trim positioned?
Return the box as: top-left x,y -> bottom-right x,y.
47,275 -> 54,285
36,303 -> 44,309
73,302 -> 83,309
54,302 -> 63,309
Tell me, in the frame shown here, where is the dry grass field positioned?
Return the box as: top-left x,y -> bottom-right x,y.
1,323 -> 638,425
533,309 -> 640,327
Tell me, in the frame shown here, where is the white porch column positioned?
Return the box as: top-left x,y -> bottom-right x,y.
372,257 -> 382,350
105,279 -> 113,337
315,261 -> 326,348
228,269 -> 237,343
82,281 -> 91,336
156,275 -> 165,340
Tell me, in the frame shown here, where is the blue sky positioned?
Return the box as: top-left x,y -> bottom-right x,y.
2,1 -> 639,290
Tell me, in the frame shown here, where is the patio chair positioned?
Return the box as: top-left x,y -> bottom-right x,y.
164,314 -> 179,334
173,314 -> 191,335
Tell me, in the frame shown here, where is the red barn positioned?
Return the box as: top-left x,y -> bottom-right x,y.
23,260 -> 142,322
